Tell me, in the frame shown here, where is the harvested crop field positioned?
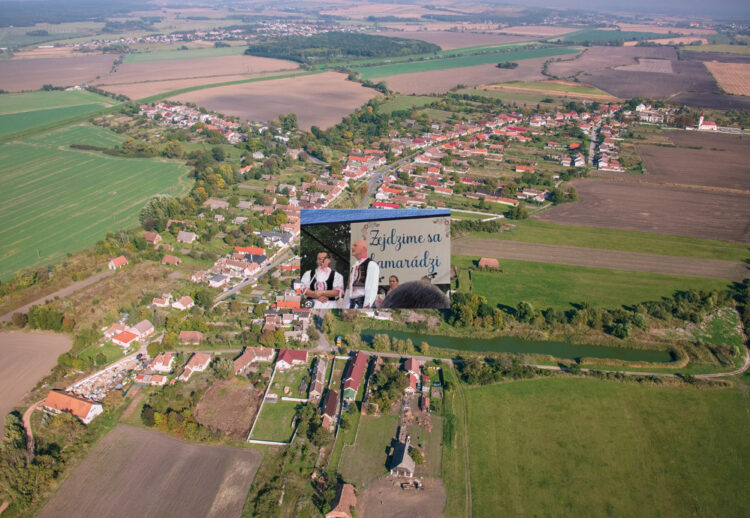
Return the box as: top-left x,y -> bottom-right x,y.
359,477 -> 446,518
499,25 -> 580,37
0,55 -> 115,92
376,57 -> 550,94
703,62 -> 750,96
452,238 -> 747,281
195,377 -> 264,438
36,425 -> 263,518
615,58 -> 674,73
376,30 -> 528,50
637,130 -> 750,191
0,331 -> 71,418
536,180 -> 750,242
547,46 -> 677,77
96,55 -> 297,86
170,72 -> 379,130
482,80 -> 619,101
624,37 -> 708,46
616,23 -> 715,35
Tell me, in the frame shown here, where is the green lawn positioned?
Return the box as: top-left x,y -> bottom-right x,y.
377,95 -> 436,114
467,219 -> 749,261
442,367 -> 468,518
453,255 -> 730,310
465,377 -> 750,517
123,45 -> 248,63
338,415 -> 399,488
78,342 -> 126,364
251,400 -> 299,442
356,46 -> 581,79
553,29 -> 669,43
0,124 -> 190,279
270,363 -> 311,398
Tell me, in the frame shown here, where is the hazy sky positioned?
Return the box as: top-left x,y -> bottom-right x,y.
503,0 -> 750,19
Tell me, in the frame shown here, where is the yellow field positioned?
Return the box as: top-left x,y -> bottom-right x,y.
703,61 -> 750,96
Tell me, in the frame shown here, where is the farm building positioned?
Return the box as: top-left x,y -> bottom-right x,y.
276,349 -> 308,371
390,436 -> 416,478
172,296 -> 194,311
179,330 -> 203,345
108,256 -> 128,270
478,257 -> 499,269
129,319 -> 154,339
135,374 -> 168,386
152,293 -> 172,308
321,389 -> 339,431
161,255 -> 182,266
308,358 -> 327,401
103,322 -> 127,339
112,331 -> 138,348
144,232 -> 162,245
326,484 -> 357,518
176,231 -> 198,244
151,352 -> 174,373
178,353 -> 211,381
342,351 -> 368,404
209,274 -> 230,288
234,346 -> 274,375
43,390 -> 103,425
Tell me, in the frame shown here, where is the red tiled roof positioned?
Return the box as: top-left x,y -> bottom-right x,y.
235,246 -> 265,255
44,391 -> 96,422
110,255 -> 128,268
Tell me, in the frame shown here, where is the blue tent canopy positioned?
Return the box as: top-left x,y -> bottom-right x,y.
301,209 -> 450,226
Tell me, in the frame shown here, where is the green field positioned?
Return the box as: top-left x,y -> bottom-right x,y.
553,29 -> 669,43
251,401 -> 299,442
124,45 -> 247,63
356,46 -> 581,79
0,124 -> 190,280
377,95 -> 436,114
466,377 -> 750,517
453,255 -> 729,310
338,414 -> 398,488
0,91 -> 117,115
681,44 -> 750,55
0,91 -> 118,139
466,219 -> 750,261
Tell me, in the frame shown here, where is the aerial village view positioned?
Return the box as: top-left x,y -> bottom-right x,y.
0,0 -> 749,517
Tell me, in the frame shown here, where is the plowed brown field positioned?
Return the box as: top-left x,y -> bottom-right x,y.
36,425 -> 263,518
170,72 -> 379,129
0,331 -> 71,418
0,55 -> 115,92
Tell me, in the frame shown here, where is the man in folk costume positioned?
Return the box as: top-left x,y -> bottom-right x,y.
347,239 -> 380,309
301,251 -> 344,309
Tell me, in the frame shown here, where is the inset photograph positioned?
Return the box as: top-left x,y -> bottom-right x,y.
300,209 -> 451,310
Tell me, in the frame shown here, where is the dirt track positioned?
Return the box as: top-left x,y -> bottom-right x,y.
452,238 -> 749,281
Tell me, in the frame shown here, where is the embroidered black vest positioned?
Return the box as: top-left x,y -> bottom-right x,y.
309,270 -> 335,291
352,258 -> 371,288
